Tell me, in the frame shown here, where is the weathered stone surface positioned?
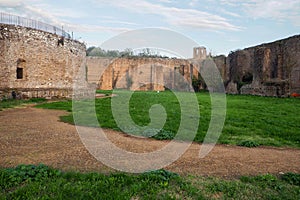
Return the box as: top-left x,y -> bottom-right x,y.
0,24 -> 87,99
89,57 -> 197,91
214,35 -> 300,97
4,20 -> 297,98
86,57 -> 114,85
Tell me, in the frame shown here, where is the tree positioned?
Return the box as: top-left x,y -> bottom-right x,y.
86,46 -> 96,56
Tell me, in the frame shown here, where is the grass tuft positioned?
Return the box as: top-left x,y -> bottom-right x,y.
237,140 -> 260,148
281,172 -> 300,186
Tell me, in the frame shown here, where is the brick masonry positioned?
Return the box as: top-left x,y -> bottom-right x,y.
1,22 -> 299,98
0,23 -> 87,99
214,35 -> 300,97
87,57 -> 200,91
87,36 -> 300,97
86,47 -> 207,92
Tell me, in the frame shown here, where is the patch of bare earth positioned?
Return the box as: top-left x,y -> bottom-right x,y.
0,106 -> 299,178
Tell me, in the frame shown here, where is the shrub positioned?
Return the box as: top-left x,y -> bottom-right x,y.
281,172 -> 300,186
143,169 -> 179,182
0,164 -> 61,189
152,129 -> 175,140
237,140 -> 260,148
28,98 -> 47,103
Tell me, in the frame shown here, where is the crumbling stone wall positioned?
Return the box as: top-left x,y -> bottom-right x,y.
214,35 -> 300,97
87,57 -> 114,86
213,55 -> 227,81
87,35 -> 300,97
0,23 -> 86,99
91,57 -> 195,91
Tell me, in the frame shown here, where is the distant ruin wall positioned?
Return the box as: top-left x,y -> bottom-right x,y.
86,35 -> 300,97
214,35 -> 300,97
88,57 -> 196,91
0,23 -> 87,99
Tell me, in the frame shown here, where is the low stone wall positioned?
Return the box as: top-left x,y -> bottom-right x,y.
240,81 -> 289,97
0,87 -> 98,100
0,88 -> 74,100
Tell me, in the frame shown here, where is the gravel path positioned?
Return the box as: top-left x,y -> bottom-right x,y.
0,105 -> 299,178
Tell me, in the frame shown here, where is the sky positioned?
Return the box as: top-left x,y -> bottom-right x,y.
0,0 -> 299,57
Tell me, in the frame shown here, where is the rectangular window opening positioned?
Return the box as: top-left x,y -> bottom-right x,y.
17,68 -> 23,79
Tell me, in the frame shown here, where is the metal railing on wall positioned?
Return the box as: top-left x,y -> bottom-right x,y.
0,12 -> 71,39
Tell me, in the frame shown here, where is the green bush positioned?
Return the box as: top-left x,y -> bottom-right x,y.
28,98 -> 47,103
143,169 -> 179,182
0,164 -> 61,189
281,172 -> 300,186
237,140 -> 260,148
152,129 -> 175,140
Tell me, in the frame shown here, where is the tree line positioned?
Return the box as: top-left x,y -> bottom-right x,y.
86,47 -> 170,58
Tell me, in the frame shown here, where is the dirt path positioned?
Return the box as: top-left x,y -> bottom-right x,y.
0,106 -> 299,178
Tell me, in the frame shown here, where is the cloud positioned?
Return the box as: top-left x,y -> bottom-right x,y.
244,1 -> 295,17
219,0 -> 300,25
163,7 -> 240,30
219,9 -> 241,18
156,0 -> 172,3
245,0 -> 300,24
0,1 -> 131,34
0,1 -> 64,26
189,0 -> 199,7
219,0 -> 242,7
0,0 -> 23,7
68,23 -> 131,33
101,19 -> 139,26
92,0 -> 241,31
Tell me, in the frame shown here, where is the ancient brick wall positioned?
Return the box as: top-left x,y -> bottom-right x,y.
89,57 -> 194,91
0,23 -> 86,99
214,35 -> 300,97
86,35 -> 300,97
86,57 -> 114,85
213,55 -> 227,81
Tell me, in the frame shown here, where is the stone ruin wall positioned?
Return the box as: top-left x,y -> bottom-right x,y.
87,36 -> 300,97
214,35 -> 300,97
0,23 -> 87,99
87,57 -> 113,86
1,22 -> 298,98
87,57 -> 199,91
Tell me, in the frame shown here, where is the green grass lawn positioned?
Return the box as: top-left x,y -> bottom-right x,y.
1,164 -> 299,199
2,93 -> 300,199
36,90 -> 300,148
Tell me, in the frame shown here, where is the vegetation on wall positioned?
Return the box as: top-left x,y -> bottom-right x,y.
192,75 -> 207,92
